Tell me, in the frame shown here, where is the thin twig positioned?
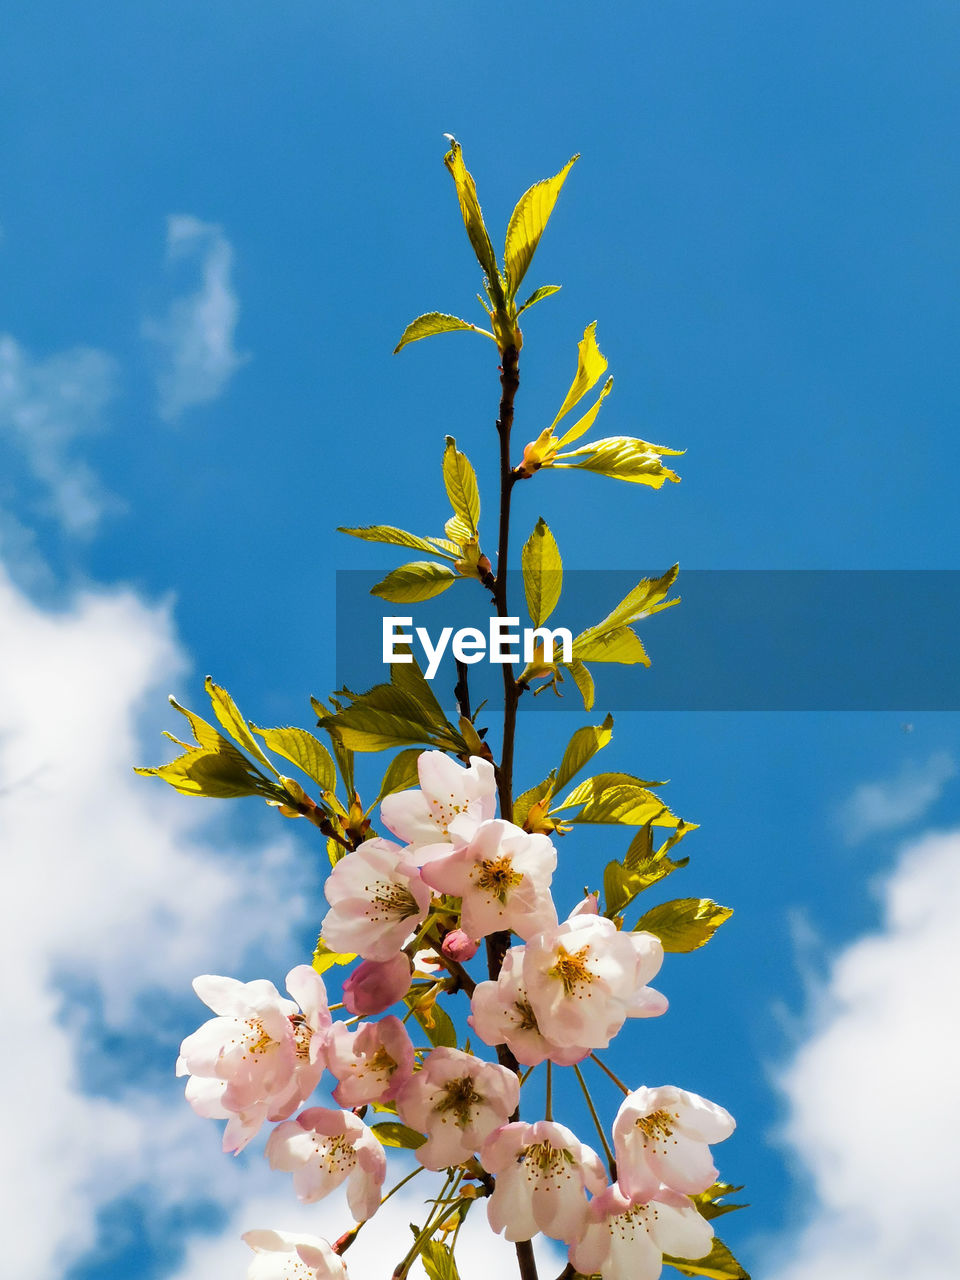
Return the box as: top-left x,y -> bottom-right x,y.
573,1062 -> 617,1180
589,1052 -> 631,1095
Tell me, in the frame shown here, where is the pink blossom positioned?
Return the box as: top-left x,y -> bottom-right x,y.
320,838 -> 431,961
379,751 -> 496,857
421,820 -> 558,941
569,1184 -> 714,1280
469,945 -> 590,1066
441,929 -> 480,962
613,1085 -> 735,1201
265,1107 -> 386,1220
242,1228 -> 348,1279
523,915 -> 666,1050
176,966 -> 331,1145
482,1120 -> 607,1244
342,954 -> 412,1015
325,1016 -> 415,1108
395,1047 -> 519,1170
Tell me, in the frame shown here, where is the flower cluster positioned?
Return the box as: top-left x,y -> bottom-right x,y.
177,753 -> 738,1280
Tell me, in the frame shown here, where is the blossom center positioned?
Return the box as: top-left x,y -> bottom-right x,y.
635,1107 -> 680,1150
290,1013 -> 312,1060
474,854 -> 523,902
435,1074 -> 484,1127
313,1132 -> 357,1175
365,878 -> 420,922
548,943 -> 595,997
513,997 -> 540,1032
244,1019 -> 276,1056
430,793 -> 465,836
519,1140 -> 573,1178
365,1045 -> 398,1077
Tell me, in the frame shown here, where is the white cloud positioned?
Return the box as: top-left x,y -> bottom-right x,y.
0,333 -> 120,534
837,751 -> 956,843
144,215 -> 248,421
0,559 -> 316,1279
764,828 -> 960,1280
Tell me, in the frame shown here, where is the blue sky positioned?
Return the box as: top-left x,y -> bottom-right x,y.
2,4 -> 959,1279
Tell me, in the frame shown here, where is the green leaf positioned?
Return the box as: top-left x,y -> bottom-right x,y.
318,671 -> 467,755
691,1182 -> 749,1222
665,1237 -> 750,1279
443,139 -> 503,300
565,658 -> 595,711
622,819 -> 695,888
573,625 -> 650,666
421,1240 -> 462,1280
517,283 -> 562,314
513,772 -> 556,827
167,696 -> 228,753
550,322 -> 608,429
370,1121 -> 426,1150
556,434 -> 683,488
573,565 -> 680,659
404,991 -> 458,1047
338,524 -> 456,559
378,748 -> 423,799
312,938 -> 357,973
250,725 -> 336,793
503,154 -> 578,297
135,749 -> 273,800
390,647 -> 449,727
443,437 -> 480,538
204,677 -> 278,775
444,513 -> 474,548
634,898 -> 733,952
556,375 -> 614,448
553,773 -> 677,830
555,714 -> 614,791
393,312 -> 495,354
371,561 -> 457,603
521,517 -> 563,627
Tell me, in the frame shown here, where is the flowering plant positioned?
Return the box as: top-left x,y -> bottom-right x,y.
140,141 -> 748,1280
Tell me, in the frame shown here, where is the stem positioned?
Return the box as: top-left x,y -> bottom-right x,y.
573,1063 -> 616,1180
392,1170 -> 462,1279
545,1060 -> 553,1121
589,1052 -> 631,1095
380,1164 -> 425,1205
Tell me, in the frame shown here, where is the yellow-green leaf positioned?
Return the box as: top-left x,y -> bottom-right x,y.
338,524 -> 456,559
573,566 -> 680,659
251,725 -> 337,793
312,938 -> 357,973
371,561 -> 457,603
370,1121 -> 426,1150
565,658 -> 595,711
513,773 -> 557,827
443,437 -> 480,538
517,283 -> 562,314
634,898 -> 733,952
550,322 -> 608,429
167,696 -> 226,753
204,677 -> 278,775
573,625 -> 650,666
393,312 -> 495,355
443,139 -> 502,298
421,1240 -> 462,1280
404,991 -> 457,1047
135,749 -> 272,800
556,375 -> 614,448
557,434 -> 683,487
378,748 -> 423,800
554,773 -> 678,828
504,154 -> 578,298
691,1182 -> 749,1222
521,517 -> 563,627
666,1237 -> 750,1279
555,713 -> 614,791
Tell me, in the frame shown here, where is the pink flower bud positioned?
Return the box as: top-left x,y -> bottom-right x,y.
342,953 -> 411,1016
441,929 -> 479,962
